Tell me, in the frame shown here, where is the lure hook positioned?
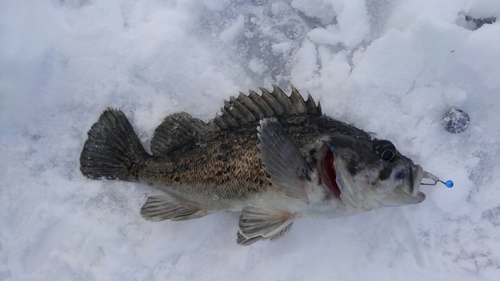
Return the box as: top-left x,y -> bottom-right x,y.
421,171 -> 453,188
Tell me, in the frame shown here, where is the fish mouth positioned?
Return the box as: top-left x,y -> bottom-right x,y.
319,149 -> 341,198
406,164 -> 424,196
395,164 -> 424,196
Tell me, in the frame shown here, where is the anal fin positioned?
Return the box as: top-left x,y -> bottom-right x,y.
238,206 -> 294,239
140,195 -> 207,221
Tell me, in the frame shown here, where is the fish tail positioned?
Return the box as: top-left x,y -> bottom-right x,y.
80,108 -> 147,181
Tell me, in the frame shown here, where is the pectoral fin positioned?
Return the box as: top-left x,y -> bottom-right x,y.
257,118 -> 312,203
140,195 -> 207,221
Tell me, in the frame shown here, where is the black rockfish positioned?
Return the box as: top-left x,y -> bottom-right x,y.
80,85 -> 430,245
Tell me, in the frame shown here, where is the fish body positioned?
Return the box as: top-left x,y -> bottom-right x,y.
80,85 -> 427,245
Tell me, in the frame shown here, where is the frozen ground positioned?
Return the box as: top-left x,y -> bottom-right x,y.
1,0 -> 500,280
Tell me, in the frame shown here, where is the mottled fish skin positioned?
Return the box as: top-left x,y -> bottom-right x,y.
80,85 -> 426,245
132,115 -> 370,210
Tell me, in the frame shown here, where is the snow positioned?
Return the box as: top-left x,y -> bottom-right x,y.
330,0 -> 370,48
1,0 -> 500,280
219,14 -> 245,42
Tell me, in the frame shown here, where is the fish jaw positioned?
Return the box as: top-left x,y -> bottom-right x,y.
319,134 -> 427,212
372,162 -> 426,207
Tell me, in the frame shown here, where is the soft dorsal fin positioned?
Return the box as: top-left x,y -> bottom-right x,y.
213,84 -> 321,129
150,112 -> 218,156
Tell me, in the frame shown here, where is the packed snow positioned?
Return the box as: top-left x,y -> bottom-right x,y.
1,0 -> 500,280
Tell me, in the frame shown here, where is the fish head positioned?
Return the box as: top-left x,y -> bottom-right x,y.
318,134 -> 425,212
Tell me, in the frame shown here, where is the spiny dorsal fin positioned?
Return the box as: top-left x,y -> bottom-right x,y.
150,112 -> 218,156
248,90 -> 275,116
305,92 -> 320,115
259,87 -> 285,116
289,85 -> 308,115
228,96 -> 256,124
271,85 -> 294,115
213,85 -> 321,130
152,85 -> 321,154
237,92 -> 265,120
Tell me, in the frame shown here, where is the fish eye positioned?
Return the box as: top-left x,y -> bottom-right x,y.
373,139 -> 397,162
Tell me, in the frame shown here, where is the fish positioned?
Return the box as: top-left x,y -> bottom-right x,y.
80,85 -> 430,245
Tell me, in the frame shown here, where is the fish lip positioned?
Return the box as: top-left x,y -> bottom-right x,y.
393,164 -> 424,203
410,165 -> 424,195
394,165 -> 424,197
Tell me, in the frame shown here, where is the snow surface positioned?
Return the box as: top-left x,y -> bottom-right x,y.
1,0 -> 500,280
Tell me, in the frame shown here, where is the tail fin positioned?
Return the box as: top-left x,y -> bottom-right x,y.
80,108 -> 147,181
